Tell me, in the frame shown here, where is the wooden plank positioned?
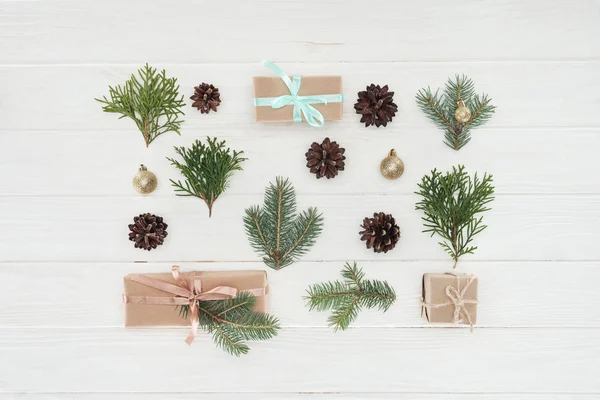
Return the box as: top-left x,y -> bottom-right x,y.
0,194 -> 597,262
0,261 -> 598,328
2,0 -> 598,63
2,394 -> 597,399
0,328 -> 597,393
1,129 -> 599,196
0,62 -> 599,132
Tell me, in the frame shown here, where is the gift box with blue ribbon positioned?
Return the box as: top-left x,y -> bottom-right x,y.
252,61 -> 343,127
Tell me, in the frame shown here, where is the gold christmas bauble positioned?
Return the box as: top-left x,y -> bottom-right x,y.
380,149 -> 404,180
454,100 -> 471,123
133,164 -> 157,194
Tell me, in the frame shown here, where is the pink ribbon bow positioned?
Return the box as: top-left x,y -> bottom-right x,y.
124,266 -> 259,345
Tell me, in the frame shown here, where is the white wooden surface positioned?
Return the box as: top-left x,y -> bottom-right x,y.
1,0 -> 599,398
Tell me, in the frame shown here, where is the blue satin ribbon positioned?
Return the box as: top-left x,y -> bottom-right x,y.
253,60 -> 343,127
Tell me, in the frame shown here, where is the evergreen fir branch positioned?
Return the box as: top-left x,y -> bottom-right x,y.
415,75 -> 495,151
178,292 -> 280,357
167,137 -> 247,217
95,63 -> 185,147
415,165 -> 495,268
304,262 -> 396,331
243,177 -> 324,270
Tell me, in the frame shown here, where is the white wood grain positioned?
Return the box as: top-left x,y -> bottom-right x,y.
0,194 -> 597,262
3,395 -> 597,399
1,63 -> 599,132
0,328 -> 598,393
2,0 -> 598,64
0,261 -> 598,328
1,128 -> 599,196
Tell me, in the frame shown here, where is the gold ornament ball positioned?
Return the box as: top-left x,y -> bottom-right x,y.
454,100 -> 471,123
380,149 -> 404,180
133,164 -> 157,194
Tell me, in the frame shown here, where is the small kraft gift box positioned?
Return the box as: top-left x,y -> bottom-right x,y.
421,273 -> 478,328
123,266 -> 270,344
252,60 -> 343,127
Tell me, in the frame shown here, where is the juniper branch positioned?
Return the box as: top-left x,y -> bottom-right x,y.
304,262 -> 396,331
167,137 -> 247,217
95,63 -> 185,147
415,165 -> 495,268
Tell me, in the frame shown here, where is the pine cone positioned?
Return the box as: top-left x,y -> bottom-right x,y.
305,137 -> 346,179
354,84 -> 398,128
128,213 -> 168,251
191,83 -> 221,113
359,212 -> 400,253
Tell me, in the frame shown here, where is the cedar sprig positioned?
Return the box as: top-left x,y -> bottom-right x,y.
305,262 -> 396,331
415,165 -> 495,268
244,177 -> 324,270
167,137 -> 247,217
178,292 -> 280,357
415,75 -> 496,150
95,63 -> 186,147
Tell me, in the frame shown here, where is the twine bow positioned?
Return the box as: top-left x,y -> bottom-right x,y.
252,60 -> 343,127
422,273 -> 478,331
124,266 -> 265,345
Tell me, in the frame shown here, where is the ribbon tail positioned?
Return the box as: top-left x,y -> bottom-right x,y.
299,103 -> 325,128
185,302 -> 199,345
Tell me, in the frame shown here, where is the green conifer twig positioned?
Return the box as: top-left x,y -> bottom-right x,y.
243,177 -> 324,270
178,292 -> 280,357
304,262 -> 396,331
415,75 -> 496,151
167,137 -> 247,217
95,64 -> 186,147
415,165 -> 495,268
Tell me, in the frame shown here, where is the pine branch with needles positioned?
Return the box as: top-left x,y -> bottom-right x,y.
178,292 -> 280,357
95,63 -> 186,147
243,177 -> 324,270
304,262 -> 396,331
415,165 -> 495,268
167,137 -> 247,217
415,75 -> 495,151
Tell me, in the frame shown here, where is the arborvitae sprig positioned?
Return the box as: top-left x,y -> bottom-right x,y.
178,292 -> 280,357
244,177 -> 324,270
415,75 -> 495,150
95,64 -> 186,147
304,262 -> 396,331
415,165 -> 495,268
167,137 -> 247,217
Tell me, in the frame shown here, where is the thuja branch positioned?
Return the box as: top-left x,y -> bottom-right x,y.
243,177 -> 324,270
167,137 -> 247,217
304,262 -> 396,331
95,64 -> 186,147
415,75 -> 495,151
415,165 -> 495,268
178,292 -> 280,357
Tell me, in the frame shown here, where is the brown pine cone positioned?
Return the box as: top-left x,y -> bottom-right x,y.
128,213 -> 168,251
359,212 -> 400,253
354,84 -> 398,127
191,83 -> 221,113
305,137 -> 346,179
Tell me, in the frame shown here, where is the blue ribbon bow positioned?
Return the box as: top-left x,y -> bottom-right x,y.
253,60 -> 343,127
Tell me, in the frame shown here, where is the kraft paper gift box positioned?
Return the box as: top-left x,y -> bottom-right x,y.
421,273 -> 478,325
252,61 -> 343,126
123,269 -> 269,327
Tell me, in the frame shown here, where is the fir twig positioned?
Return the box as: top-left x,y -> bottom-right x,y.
304,262 -> 396,331
95,64 -> 186,147
415,165 -> 495,268
415,75 -> 496,151
243,177 -> 324,270
167,137 -> 247,217
178,292 -> 280,357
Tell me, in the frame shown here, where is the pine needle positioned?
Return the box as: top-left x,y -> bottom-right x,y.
243,177 -> 324,270
415,165 -> 495,268
95,64 -> 186,147
415,75 -> 496,151
304,262 -> 396,331
167,137 -> 247,217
